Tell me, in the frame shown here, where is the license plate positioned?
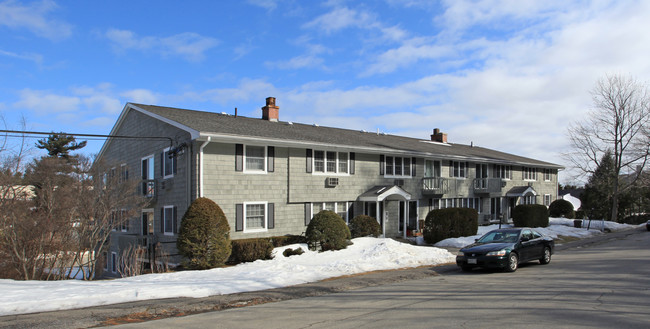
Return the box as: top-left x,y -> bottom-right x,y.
468,258 -> 477,264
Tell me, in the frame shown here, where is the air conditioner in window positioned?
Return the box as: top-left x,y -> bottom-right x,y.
326,177 -> 339,187
160,179 -> 173,190
394,179 -> 405,187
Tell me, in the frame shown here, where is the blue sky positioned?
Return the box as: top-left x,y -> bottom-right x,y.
2,0 -> 650,184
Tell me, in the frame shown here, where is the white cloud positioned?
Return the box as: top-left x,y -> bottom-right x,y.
303,6 -> 407,42
14,89 -> 81,113
105,29 -> 219,62
0,0 -> 72,40
121,89 -> 159,105
0,49 -> 43,64
246,0 -> 278,11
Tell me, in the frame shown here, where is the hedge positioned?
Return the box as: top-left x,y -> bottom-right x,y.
512,204 -> 549,227
548,199 -> 575,219
423,208 -> 478,244
348,215 -> 381,238
306,210 -> 351,251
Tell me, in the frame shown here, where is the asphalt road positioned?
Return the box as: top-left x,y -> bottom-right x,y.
112,228 -> 650,329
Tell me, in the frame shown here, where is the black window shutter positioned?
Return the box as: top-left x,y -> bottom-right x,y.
268,203 -> 275,229
267,146 -> 275,172
412,157 -> 417,176
235,144 -> 244,171
304,203 -> 311,226
160,208 -> 164,233
306,149 -> 313,173
380,155 -> 385,175
350,152 -> 355,175
160,152 -> 164,176
235,203 -> 243,231
172,155 -> 177,175
172,206 -> 178,234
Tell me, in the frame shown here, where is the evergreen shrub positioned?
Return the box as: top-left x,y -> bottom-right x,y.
423,208 -> 478,244
348,215 -> 381,238
177,198 -> 231,270
548,199 -> 575,219
282,247 -> 305,257
512,204 -> 549,228
229,238 -> 273,264
306,210 -> 351,251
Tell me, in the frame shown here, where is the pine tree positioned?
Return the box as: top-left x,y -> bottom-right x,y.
582,151 -> 616,220
35,133 -> 87,159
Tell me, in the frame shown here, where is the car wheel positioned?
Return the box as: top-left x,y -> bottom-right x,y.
539,247 -> 551,265
505,252 -> 518,272
461,266 -> 472,272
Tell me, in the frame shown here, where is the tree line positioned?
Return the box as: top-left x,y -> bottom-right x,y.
0,132 -> 147,280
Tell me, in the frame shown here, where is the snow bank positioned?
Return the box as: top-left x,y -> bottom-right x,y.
0,238 -> 454,316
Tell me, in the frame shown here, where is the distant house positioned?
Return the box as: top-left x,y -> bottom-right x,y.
96,97 -> 563,274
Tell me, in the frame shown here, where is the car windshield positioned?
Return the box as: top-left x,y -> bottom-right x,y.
477,231 -> 519,243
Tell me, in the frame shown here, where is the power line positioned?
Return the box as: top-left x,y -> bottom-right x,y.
0,129 -> 174,144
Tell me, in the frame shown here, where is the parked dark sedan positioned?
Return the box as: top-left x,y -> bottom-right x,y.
456,228 -> 554,272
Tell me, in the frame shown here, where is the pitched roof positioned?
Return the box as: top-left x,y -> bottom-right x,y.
127,103 -> 563,169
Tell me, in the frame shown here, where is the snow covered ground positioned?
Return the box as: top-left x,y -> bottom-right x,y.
0,218 -> 635,316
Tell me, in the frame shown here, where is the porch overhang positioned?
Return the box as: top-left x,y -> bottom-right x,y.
357,185 -> 411,202
506,186 -> 537,197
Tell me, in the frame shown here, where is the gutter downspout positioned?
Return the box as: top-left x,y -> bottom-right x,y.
199,137 -> 211,198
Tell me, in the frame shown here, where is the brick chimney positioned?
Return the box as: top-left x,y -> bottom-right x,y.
431,128 -> 447,143
262,97 -> 279,122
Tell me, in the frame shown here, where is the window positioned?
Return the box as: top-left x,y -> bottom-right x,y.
450,161 -> 467,178
523,167 -> 537,180
120,164 -> 129,183
429,198 -> 481,213
141,155 -> 154,197
493,165 -> 512,179
142,210 -> 154,236
544,194 -> 551,206
161,148 -> 175,178
245,145 -> 266,172
111,252 -> 117,273
163,206 -> 176,235
313,150 -> 349,174
119,209 -> 128,232
522,195 -> 536,205
425,160 -> 441,177
384,156 -> 412,177
311,201 -> 353,223
103,252 -> 108,271
543,169 -> 552,181
245,202 -> 267,232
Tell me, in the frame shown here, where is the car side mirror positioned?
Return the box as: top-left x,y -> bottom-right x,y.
521,236 -> 530,242
474,239 -> 479,242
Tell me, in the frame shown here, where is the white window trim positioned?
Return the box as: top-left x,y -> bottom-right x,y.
120,209 -> 128,232
243,201 -> 268,233
163,205 -> 175,236
494,165 -> 512,180
243,144 -> 267,174
162,147 -> 174,179
312,150 -> 350,176
111,252 -> 117,273
311,201 -> 352,223
142,154 -> 154,178
384,155 -> 413,178
544,169 -> 552,181
523,167 -> 537,181
450,161 -> 467,179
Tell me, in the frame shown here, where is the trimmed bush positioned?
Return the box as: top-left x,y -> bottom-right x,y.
229,238 -> 273,264
269,235 -> 307,248
177,198 -> 231,270
423,208 -> 478,244
349,215 -> 381,238
549,199 -> 575,219
621,214 -> 650,225
282,247 -> 305,257
512,204 -> 549,228
306,210 -> 351,251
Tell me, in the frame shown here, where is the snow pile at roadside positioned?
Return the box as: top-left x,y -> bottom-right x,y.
434,218 -> 634,248
0,237 -> 454,316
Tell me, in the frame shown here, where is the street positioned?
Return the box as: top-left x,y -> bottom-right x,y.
114,228 -> 650,329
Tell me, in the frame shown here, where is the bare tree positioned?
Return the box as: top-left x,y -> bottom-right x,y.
566,74 -> 650,221
71,158 -> 148,280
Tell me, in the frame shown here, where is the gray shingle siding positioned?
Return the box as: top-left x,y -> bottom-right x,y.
97,102 -> 563,275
